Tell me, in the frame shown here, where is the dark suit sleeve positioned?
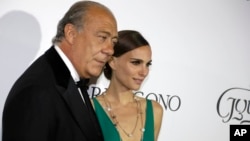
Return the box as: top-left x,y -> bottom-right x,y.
2,83 -> 55,141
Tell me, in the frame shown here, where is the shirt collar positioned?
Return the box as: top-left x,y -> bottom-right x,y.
54,45 -> 80,82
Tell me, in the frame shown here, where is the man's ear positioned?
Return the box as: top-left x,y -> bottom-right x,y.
64,23 -> 77,44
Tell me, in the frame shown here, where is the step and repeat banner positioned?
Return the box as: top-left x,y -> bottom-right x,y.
1,0 -> 250,141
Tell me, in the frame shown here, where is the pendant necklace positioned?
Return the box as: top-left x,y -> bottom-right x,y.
102,92 -> 145,141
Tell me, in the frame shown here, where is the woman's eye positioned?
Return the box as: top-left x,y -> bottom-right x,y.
146,62 -> 152,67
131,60 -> 141,65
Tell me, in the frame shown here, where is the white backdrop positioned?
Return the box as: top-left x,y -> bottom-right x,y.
1,0 -> 250,141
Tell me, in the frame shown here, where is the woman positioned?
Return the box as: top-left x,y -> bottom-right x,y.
92,30 -> 163,141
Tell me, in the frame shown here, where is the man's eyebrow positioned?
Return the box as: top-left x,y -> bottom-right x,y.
97,31 -> 109,35
98,31 -> 118,39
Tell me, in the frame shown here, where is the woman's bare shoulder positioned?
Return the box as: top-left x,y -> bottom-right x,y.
134,96 -> 163,113
150,99 -> 163,114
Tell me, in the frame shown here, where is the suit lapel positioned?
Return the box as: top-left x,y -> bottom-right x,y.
60,80 -> 100,140
45,46 -> 103,140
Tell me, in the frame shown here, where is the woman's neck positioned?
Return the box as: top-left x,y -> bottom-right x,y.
104,89 -> 135,105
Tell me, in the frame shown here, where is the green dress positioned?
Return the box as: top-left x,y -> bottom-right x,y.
93,98 -> 154,141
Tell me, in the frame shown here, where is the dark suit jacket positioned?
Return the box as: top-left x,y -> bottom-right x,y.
2,46 -> 104,141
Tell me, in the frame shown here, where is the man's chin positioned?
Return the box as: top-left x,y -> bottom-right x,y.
90,69 -> 103,78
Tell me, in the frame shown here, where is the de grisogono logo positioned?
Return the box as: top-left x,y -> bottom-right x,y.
88,85 -> 181,112
135,91 -> 181,112
216,87 -> 250,124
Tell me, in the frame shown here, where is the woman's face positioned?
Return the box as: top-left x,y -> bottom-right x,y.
111,45 -> 152,90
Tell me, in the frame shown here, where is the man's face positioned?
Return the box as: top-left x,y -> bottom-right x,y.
71,7 -> 118,78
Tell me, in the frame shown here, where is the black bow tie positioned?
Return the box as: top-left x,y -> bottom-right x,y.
76,79 -> 89,89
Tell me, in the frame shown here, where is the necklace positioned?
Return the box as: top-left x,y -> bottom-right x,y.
102,92 -> 145,140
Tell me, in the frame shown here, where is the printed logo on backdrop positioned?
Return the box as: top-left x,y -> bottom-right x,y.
216,87 -> 250,124
88,85 -> 181,112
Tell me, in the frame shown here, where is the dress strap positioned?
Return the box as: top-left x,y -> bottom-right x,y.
143,99 -> 154,141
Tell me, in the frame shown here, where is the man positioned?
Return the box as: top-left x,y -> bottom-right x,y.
2,1 -> 118,141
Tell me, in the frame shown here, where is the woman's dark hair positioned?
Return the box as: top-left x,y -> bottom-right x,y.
104,30 -> 150,80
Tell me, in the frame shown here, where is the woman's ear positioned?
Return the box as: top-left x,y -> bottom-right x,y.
108,57 -> 117,70
64,23 -> 77,45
